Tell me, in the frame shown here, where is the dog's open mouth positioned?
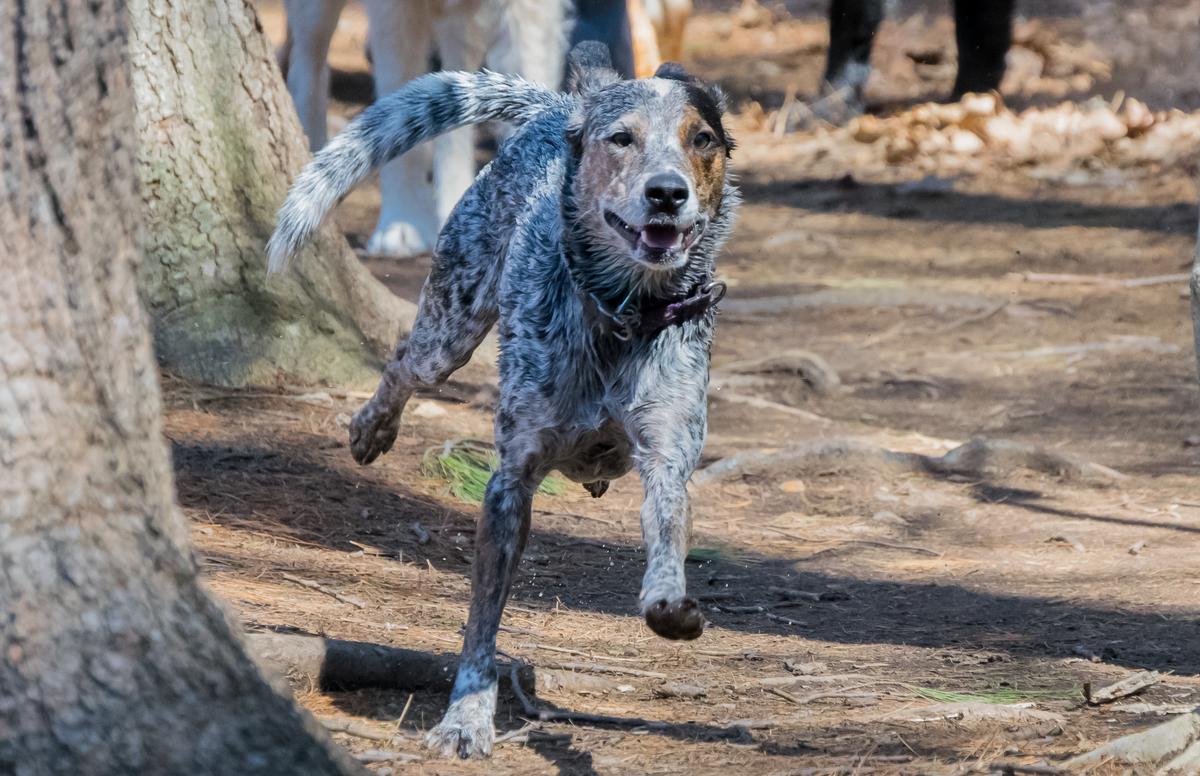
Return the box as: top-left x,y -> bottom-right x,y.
605,211 -> 702,259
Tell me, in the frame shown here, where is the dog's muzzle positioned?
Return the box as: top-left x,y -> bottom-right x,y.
604,210 -> 704,263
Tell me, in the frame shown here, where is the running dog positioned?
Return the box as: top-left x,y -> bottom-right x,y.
280,0 -> 567,258
268,43 -> 738,758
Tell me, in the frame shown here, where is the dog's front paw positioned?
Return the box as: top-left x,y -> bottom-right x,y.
425,694 -> 495,759
349,400 -> 401,465
366,221 -> 432,259
645,596 -> 706,640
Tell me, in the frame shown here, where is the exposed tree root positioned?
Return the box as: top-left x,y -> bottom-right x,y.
693,436 -> 1125,487
713,350 -> 841,395
248,632 -> 624,697
722,287 -> 998,316
248,632 -> 463,693
1063,710 -> 1200,773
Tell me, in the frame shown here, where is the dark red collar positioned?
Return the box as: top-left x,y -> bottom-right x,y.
587,280 -> 727,341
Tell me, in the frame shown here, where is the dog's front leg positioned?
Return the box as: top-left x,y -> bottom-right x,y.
426,454 -> 540,758
629,345 -> 709,641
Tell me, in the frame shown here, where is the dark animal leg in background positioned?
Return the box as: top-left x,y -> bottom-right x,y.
571,0 -> 636,81
951,0 -> 1014,98
823,0 -> 884,96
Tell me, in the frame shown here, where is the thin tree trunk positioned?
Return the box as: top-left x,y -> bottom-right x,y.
0,2 -> 362,773
1193,210 -> 1200,384
129,0 -> 415,388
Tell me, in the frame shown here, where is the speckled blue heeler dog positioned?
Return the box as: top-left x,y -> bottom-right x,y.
268,42 -> 739,759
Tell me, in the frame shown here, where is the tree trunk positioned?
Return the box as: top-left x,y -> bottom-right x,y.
0,2 -> 362,773
1193,210 -> 1200,384
129,0 -> 415,388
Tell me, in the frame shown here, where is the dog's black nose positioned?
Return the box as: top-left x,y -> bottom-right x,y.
644,173 -> 690,213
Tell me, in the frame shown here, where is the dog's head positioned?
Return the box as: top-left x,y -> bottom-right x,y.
566,47 -> 735,278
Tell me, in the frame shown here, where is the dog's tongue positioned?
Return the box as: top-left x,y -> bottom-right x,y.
641,224 -> 680,250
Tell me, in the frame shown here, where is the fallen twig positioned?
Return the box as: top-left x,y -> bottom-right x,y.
765,526 -> 941,557
1004,336 -> 1180,360
279,572 -> 366,609
539,660 -> 667,679
493,723 -> 573,746
716,602 -> 807,614
1085,670 -> 1163,705
709,390 -> 832,425
396,693 -> 414,728
534,508 -> 620,526
768,586 -> 823,602
516,642 -> 646,663
765,612 -> 805,627
766,686 -> 803,705
347,540 -> 399,558
354,749 -> 421,764
937,301 -> 1008,333
1014,271 -> 1189,288
320,717 -> 393,742
989,763 -> 1064,775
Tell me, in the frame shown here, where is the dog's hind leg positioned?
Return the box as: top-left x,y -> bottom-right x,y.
426,432 -> 547,758
627,334 -> 711,640
349,230 -> 501,464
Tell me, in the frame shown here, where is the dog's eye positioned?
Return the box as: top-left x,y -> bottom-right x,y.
609,131 -> 634,147
692,131 -> 714,150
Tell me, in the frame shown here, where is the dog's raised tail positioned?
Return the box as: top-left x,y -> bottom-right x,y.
267,70 -> 563,272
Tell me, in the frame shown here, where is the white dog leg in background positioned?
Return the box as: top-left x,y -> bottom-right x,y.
364,0 -> 439,258
282,0 -> 346,151
488,0 -> 567,89
431,8 -> 490,228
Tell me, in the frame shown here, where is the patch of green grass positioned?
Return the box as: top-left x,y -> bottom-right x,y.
907,684 -> 1079,705
421,440 -> 567,504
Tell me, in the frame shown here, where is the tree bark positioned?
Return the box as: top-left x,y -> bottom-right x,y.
1192,210 -> 1200,384
0,2 -> 362,773
129,0 -> 415,388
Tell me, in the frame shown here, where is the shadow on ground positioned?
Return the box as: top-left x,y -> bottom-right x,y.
175,439 -> 1200,677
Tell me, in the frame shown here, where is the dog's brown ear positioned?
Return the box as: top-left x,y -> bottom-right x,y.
566,41 -> 622,94
689,83 -> 734,155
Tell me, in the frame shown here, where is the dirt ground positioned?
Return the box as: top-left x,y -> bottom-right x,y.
177,3 -> 1200,773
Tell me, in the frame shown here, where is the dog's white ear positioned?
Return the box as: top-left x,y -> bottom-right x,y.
566,41 -> 622,94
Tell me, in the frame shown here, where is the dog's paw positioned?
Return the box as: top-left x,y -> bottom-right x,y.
348,400 -> 401,465
424,696 -> 495,759
366,221 -> 432,258
645,597 -> 706,641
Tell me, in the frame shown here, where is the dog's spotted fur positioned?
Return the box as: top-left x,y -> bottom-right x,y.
269,44 -> 739,758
